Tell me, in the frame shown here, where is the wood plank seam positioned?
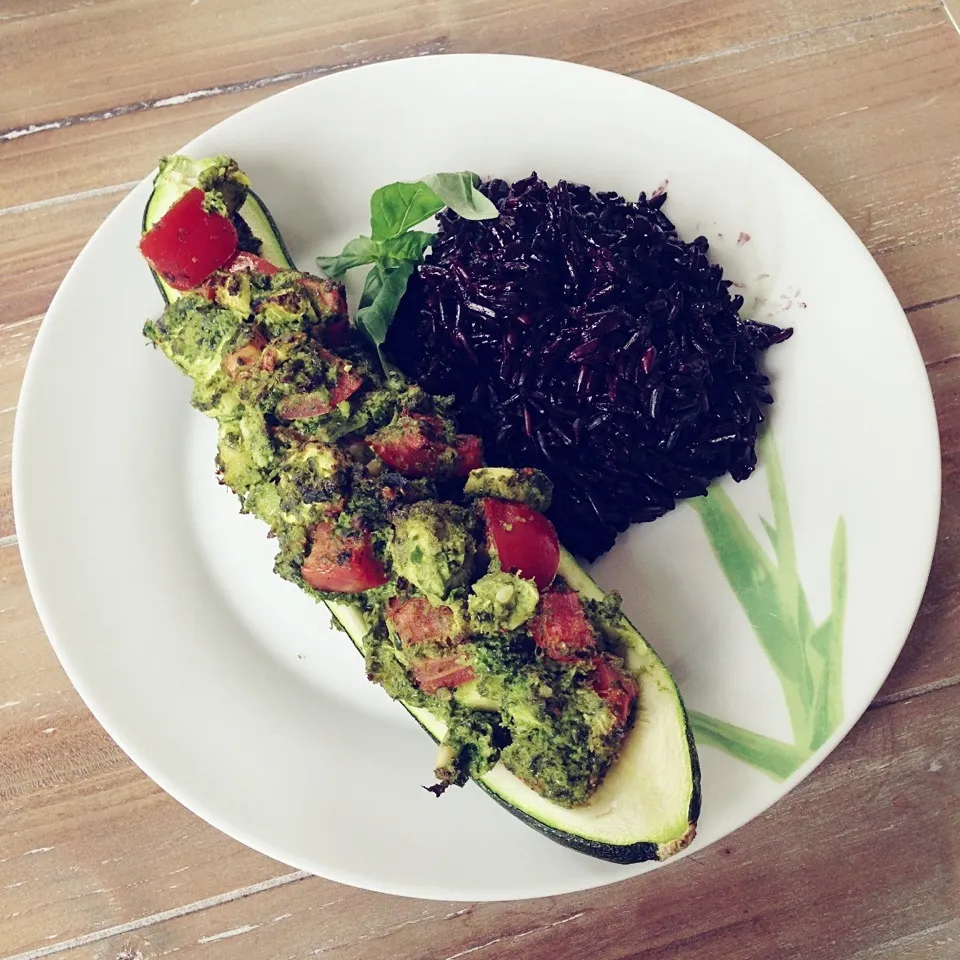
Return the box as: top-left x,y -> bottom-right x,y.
871,674 -> 960,705
904,294 -> 960,314
0,316 -> 44,332
438,911 -> 587,960
927,351 -> 960,370
0,41 -> 448,143
0,900 -> 578,960
0,872 -> 311,960
850,918 -> 960,959
632,1 -> 943,77
0,183 -> 141,219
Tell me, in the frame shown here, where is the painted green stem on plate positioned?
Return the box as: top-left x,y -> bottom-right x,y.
807,517 -> 847,749
689,487 -> 816,751
688,711 -> 812,782
689,430 -> 848,779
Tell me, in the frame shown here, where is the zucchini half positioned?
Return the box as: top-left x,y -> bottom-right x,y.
141,159 -> 701,864
330,555 -> 700,863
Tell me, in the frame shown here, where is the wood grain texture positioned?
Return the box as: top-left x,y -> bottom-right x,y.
0,317 -> 36,540
878,359 -> 960,701
0,196 -> 123,324
0,1 -> 947,208
0,0 -> 935,135
2,0 -> 959,957
35,683 -> 960,960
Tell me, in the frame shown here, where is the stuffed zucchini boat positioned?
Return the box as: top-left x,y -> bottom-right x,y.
139,155 -> 701,863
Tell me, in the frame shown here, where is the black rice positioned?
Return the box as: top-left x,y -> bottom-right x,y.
387,174 -> 792,560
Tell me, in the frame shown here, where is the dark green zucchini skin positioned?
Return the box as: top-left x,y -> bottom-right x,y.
483,788 -> 660,863
482,703 -> 700,863
142,168 -> 701,866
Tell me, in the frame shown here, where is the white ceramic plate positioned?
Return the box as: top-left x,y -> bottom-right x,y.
14,54 -> 940,901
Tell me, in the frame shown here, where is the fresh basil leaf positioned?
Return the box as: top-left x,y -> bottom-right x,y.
315,235 -> 380,280
420,172 -> 498,220
355,261 -> 416,382
358,261 -> 384,311
381,230 -> 436,265
355,261 -> 416,348
316,173 -> 498,381
370,182 -> 445,242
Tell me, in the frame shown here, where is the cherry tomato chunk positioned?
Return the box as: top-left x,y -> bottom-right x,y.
480,498 -> 560,590
530,590 -> 598,659
223,251 -> 280,275
368,414 -> 483,479
139,188 -> 238,290
369,413 -> 444,477
277,363 -> 363,420
589,655 -> 638,727
386,597 -> 461,647
411,657 -> 476,693
452,434 -> 484,475
300,522 -> 387,593
330,368 -> 364,407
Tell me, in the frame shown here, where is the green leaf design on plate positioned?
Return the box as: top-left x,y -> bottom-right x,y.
807,517 -> 848,750
687,711 -> 811,781
689,429 -> 847,779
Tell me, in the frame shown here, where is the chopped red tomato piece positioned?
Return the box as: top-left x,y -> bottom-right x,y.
277,367 -> 363,420
589,655 -> 638,727
411,657 -> 476,694
330,367 -> 364,406
222,328 -> 268,380
369,414 -> 483,479
530,590 -> 598,659
300,522 -> 387,593
452,434 -> 484,475
277,391 -> 335,420
296,275 -> 349,317
369,414 -> 446,477
386,597 -> 461,647
223,251 -> 280,275
139,187 -> 238,290
480,498 -> 559,590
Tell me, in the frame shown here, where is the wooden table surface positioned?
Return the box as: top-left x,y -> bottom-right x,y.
2,2 -> 959,958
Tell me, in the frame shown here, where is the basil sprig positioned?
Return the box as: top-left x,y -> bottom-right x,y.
316,173 -> 498,375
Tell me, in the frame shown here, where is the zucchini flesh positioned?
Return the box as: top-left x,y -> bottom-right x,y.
141,161 -> 701,864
